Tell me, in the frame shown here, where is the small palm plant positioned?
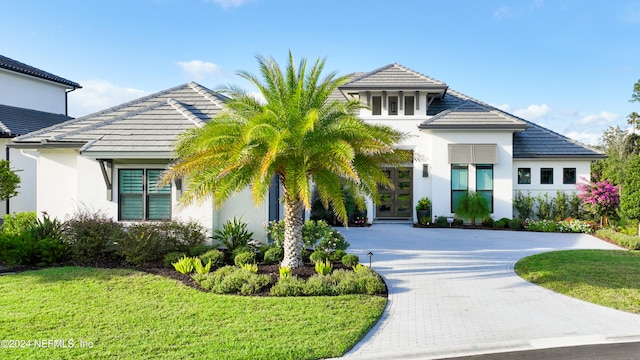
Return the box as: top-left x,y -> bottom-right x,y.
211,216 -> 254,254
454,191 -> 490,226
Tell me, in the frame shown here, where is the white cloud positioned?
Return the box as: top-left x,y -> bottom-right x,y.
176,60 -> 224,81
68,80 -> 147,118
564,130 -> 602,147
207,0 -> 249,9
497,103 -> 550,120
493,6 -> 512,19
575,111 -> 619,126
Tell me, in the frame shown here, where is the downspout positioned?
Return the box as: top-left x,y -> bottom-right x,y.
65,87 -> 78,116
5,146 -> 8,214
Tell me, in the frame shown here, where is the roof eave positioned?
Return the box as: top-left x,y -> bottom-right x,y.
419,124 -> 529,131
8,141 -> 86,149
514,154 -> 606,160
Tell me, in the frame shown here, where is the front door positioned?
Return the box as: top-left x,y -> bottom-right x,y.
377,167 -> 413,219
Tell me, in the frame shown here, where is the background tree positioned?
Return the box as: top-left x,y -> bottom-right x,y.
630,79 -> 640,103
627,112 -> 640,135
161,52 -> 408,268
591,125 -> 631,185
620,156 -> 640,234
0,160 -> 20,201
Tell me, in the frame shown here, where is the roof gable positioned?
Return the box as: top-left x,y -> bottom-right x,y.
340,63 -> 448,91
12,82 -> 226,157
0,54 -> 81,89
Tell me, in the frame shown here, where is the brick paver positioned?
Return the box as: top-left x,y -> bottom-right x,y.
339,225 -> 640,359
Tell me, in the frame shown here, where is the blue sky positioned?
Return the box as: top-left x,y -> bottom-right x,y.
2,0 -> 639,145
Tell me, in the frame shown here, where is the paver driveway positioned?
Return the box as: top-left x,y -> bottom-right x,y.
340,225 -> 640,359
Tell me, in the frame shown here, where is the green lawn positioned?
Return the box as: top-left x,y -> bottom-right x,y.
515,250 -> 640,314
0,267 -> 386,359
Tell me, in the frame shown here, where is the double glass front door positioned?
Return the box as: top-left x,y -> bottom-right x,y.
377,167 -> 412,219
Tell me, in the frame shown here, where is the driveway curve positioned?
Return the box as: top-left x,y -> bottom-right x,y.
340,225 -> 640,359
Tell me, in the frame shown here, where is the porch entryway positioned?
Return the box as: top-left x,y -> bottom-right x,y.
376,167 -> 412,220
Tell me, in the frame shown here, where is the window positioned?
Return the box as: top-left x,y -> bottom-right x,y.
476,165 -> 493,213
404,96 -> 414,115
517,168 -> 531,184
451,164 -> 468,212
388,96 -> 398,115
372,96 -> 381,115
540,168 -> 553,185
563,168 -> 576,184
119,169 -> 171,220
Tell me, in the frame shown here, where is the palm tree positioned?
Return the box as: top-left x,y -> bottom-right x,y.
161,52 -> 408,268
627,112 -> 640,134
454,191 -> 490,226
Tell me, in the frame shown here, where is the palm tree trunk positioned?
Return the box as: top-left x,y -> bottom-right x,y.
281,198 -> 305,269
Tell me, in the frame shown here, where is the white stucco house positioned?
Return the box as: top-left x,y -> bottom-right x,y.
0,55 -> 81,215
10,63 -> 603,240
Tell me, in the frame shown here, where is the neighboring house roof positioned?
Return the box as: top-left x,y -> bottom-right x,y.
0,104 -> 73,138
0,54 -> 81,89
11,82 -> 226,158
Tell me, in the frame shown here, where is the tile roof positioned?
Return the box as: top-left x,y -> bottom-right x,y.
0,54 -> 81,89
11,82 -> 226,157
0,104 -> 72,137
334,63 -> 603,159
340,63 -> 448,91
418,99 -> 528,130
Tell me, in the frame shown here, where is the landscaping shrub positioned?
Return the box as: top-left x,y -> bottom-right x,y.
331,268 -> 385,295
454,191 -> 490,225
513,191 -> 534,220
27,214 -> 64,241
304,275 -> 335,296
556,218 -> 595,233
508,218 -> 524,230
195,266 -> 271,295
595,229 -> 640,250
263,247 -> 284,264
329,249 -> 347,262
211,216 -> 254,254
341,254 -> 359,268
525,219 -> 558,232
315,259 -> 333,275
309,250 -> 329,263
493,217 -> 510,229
188,244 -> 217,257
435,216 -> 449,227
270,276 -> 307,296
172,255 -> 195,274
233,251 -> 255,267
193,258 -> 212,275
163,251 -> 186,268
2,211 -> 37,236
482,217 -> 495,227
265,219 -> 349,251
118,221 -> 207,265
240,262 -> 258,273
0,232 -> 68,266
199,249 -> 225,270
63,210 -> 125,265
536,193 -> 553,220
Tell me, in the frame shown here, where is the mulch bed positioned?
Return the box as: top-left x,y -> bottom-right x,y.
0,261 -> 374,297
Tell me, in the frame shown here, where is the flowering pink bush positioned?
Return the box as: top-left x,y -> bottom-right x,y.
576,177 -> 620,223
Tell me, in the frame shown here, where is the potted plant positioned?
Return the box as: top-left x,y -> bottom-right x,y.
415,197 -> 431,225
